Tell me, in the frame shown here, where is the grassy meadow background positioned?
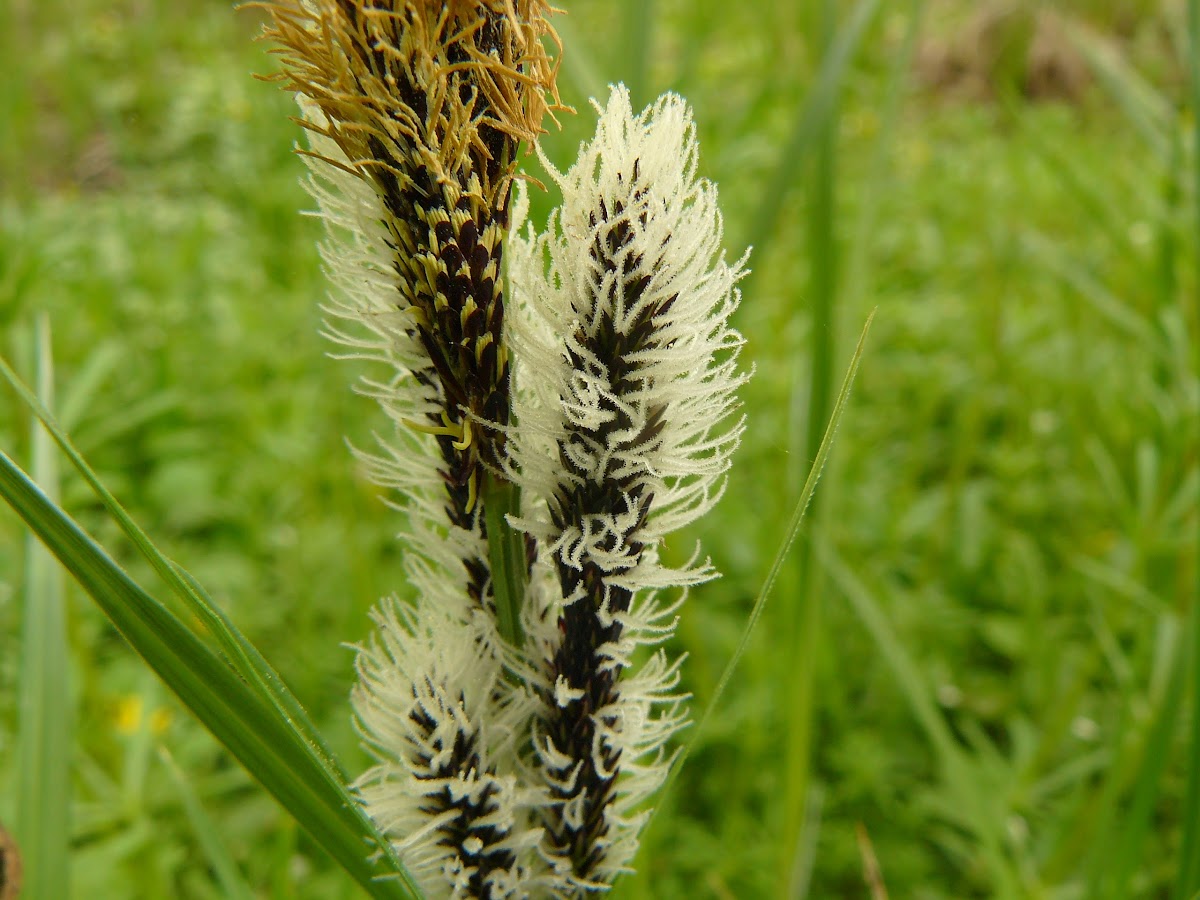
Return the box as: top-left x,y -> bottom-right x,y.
2,0 -> 1198,897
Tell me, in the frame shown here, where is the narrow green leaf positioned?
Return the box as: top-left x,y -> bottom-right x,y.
158,746 -> 256,900
747,0 -> 883,257
0,356 -> 421,894
781,1 -> 841,886
0,450 -> 422,900
14,315 -> 70,900
841,0 -> 925,312
0,352 -> 418,890
620,0 -> 653,109
1063,19 -> 1171,163
1178,603 -> 1200,900
0,354 -> 341,780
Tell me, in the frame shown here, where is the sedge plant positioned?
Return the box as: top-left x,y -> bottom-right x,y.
0,1 -> 869,896
257,0 -> 752,892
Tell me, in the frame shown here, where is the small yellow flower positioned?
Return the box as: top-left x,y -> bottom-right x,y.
113,695 -> 144,736
113,695 -> 172,736
149,708 -> 173,736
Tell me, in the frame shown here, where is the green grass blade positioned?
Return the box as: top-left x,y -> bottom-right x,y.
1178,602 -> 1200,899
781,0 -> 840,885
1063,19 -> 1171,163
0,354 -> 348,779
14,316 -> 70,900
158,746 -> 256,900
0,350 -> 417,893
842,0 -> 924,311
0,450 -> 422,900
746,0 -> 882,258
620,0 -> 653,108
628,310 -> 875,871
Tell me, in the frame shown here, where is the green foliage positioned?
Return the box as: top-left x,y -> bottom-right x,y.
1,0 -> 1196,897
15,319 -> 71,900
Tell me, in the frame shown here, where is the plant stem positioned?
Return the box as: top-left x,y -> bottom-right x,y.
484,473 -> 527,651
781,0 -> 839,890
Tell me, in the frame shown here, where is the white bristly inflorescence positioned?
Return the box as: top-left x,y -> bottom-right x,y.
507,85 -> 749,892
265,4 -> 747,890
263,2 -> 560,895
301,106 -> 544,898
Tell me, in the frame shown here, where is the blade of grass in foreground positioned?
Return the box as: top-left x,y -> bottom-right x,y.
0,354 -> 341,776
0,352 -> 418,889
620,0 -> 653,109
484,474 -> 526,651
14,316 -> 70,900
621,310 -> 876,890
0,451 -> 423,900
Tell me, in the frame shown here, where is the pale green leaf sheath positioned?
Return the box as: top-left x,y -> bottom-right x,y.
259,2 -> 558,896
507,87 -> 750,894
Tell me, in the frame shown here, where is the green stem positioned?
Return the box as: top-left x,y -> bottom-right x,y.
484,473 -> 527,651
781,0 -> 839,889
15,317 -> 70,900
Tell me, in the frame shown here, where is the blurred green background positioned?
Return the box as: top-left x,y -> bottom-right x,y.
1,0 -> 1198,897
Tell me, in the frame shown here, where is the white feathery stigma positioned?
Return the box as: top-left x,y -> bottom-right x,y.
353,601 -> 544,897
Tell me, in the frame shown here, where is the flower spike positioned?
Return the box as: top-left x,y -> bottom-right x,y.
257,3 -> 561,895
508,85 -> 749,891
260,0 -> 559,612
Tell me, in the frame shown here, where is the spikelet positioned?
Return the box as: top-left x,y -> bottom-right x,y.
507,86 -> 749,891
260,0 -> 559,608
257,3 -> 560,895
353,599 -> 546,897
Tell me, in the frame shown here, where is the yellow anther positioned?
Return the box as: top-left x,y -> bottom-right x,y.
475,331 -> 493,365
465,471 -> 479,515
461,297 -> 478,331
452,417 -> 473,450
401,415 -> 465,443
